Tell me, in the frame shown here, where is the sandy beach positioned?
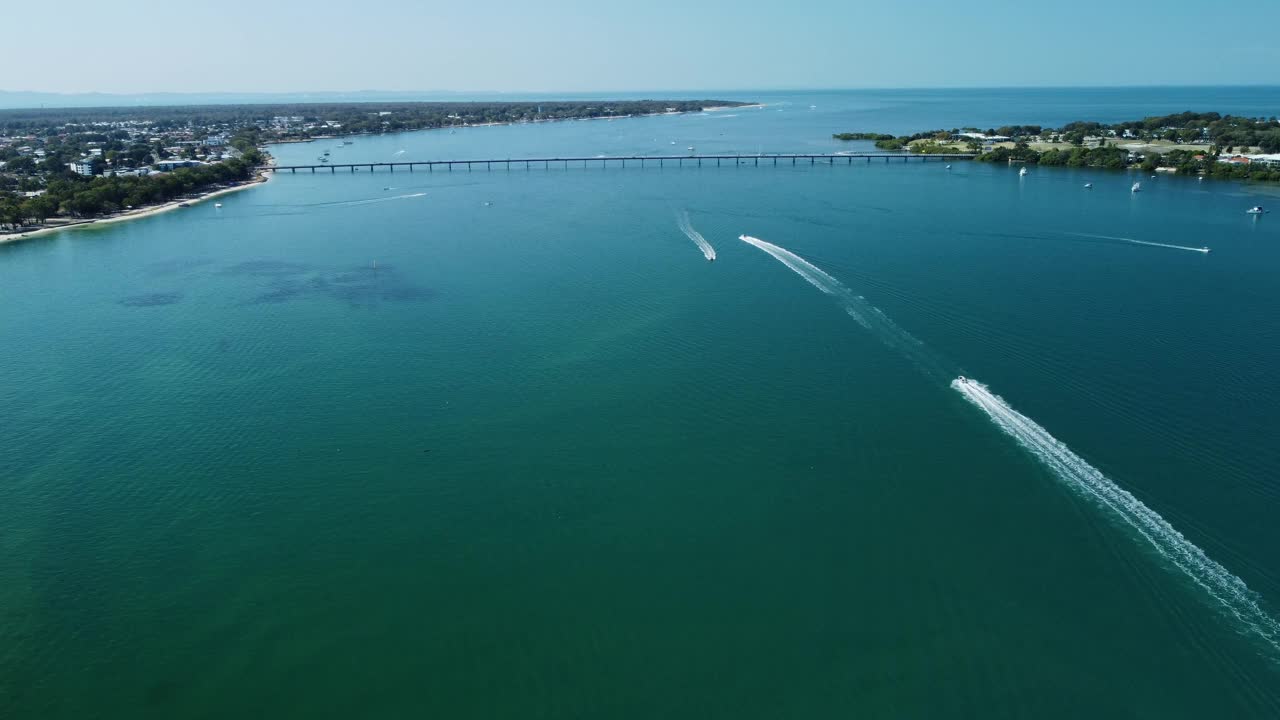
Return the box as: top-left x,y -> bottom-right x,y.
0,170 -> 273,246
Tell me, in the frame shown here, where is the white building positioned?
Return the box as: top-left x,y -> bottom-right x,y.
69,159 -> 95,176
153,159 -> 207,171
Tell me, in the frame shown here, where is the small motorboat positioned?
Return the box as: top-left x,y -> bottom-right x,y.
1084,183 -> 1093,189
1246,206 -> 1266,214
1132,182 -> 1142,193
178,202 -> 190,208
687,146 -> 695,152
214,202 -> 222,208
945,164 -> 952,169
1019,167 -> 1028,177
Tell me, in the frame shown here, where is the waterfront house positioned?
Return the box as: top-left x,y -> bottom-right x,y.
153,159 -> 208,171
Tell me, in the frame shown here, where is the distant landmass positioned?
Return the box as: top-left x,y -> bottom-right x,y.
0,89 -> 751,110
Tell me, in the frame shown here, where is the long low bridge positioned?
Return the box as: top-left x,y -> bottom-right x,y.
260,153 -> 975,174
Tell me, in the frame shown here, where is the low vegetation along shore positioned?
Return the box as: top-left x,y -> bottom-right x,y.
835,112 -> 1280,181
0,100 -> 746,240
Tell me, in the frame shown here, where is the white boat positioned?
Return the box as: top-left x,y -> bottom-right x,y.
945,164 -> 952,169
1084,183 -> 1093,189
1132,182 -> 1141,193
1019,167 -> 1028,177
214,202 -> 222,208
1246,206 -> 1266,214
687,146 -> 695,152
670,141 -> 676,145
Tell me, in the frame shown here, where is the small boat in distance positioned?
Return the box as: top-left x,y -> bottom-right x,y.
1132,182 -> 1142,193
1019,167 -> 1028,177
688,146 -> 695,152
1084,182 -> 1093,189
178,202 -> 190,208
214,202 -> 222,208
342,140 -> 353,145
1246,206 -> 1266,214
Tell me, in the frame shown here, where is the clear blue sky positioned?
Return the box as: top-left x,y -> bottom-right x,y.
5,0 -> 1278,94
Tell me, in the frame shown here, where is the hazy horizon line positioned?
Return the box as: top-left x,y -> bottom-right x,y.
3,82 -> 1279,97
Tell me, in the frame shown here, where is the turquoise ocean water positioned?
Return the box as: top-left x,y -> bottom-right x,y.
3,88 -> 1280,717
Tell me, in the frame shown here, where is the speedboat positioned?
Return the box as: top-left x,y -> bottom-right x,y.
1246,206 -> 1266,214
214,202 -> 222,208
687,146 -> 695,152
945,164 -> 952,169
1132,182 -> 1141,193
1019,167 -> 1028,177
1084,183 -> 1093,189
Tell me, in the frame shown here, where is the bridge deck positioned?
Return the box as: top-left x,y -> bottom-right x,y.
261,153 -> 975,173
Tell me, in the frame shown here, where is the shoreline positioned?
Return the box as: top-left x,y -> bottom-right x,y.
0,169 -> 273,246
273,104 -> 757,145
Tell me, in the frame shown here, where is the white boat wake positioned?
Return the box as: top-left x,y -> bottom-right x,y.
325,192 -> 427,208
953,377 -> 1280,653
738,235 -> 946,380
740,232 -> 1280,653
1066,232 -> 1210,254
677,212 -> 716,261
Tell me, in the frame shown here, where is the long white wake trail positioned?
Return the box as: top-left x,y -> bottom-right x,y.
1066,232 -> 1210,254
953,377 -> 1280,652
738,235 -> 949,380
738,232 -> 1279,652
677,212 -> 716,261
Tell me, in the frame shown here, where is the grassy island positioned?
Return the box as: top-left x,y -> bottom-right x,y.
834,111 -> 1280,181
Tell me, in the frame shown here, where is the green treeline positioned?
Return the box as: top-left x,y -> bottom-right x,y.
832,110 -> 1280,181
0,100 -> 745,139
0,152 -> 261,229
980,144 -> 1280,181
832,133 -> 895,141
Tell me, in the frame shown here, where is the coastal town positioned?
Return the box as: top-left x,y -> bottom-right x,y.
0,100 -> 740,237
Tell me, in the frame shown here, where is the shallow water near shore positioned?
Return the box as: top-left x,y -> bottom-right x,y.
3,88 -> 1280,718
